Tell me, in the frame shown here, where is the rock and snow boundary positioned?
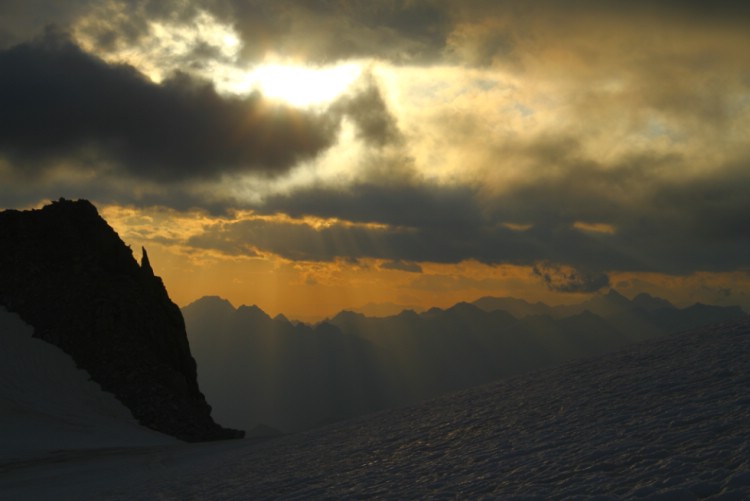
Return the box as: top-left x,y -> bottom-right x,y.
0,200 -> 242,441
2,314 -> 749,499
0,307 -> 177,463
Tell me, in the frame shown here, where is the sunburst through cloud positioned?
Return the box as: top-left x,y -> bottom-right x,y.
2,2 -> 750,496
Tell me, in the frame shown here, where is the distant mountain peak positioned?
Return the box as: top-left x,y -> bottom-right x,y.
349,301 -> 425,317
472,296 -> 550,318
274,313 -> 291,324
183,295 -> 236,315
332,310 -> 367,323
447,302 -> 483,315
238,304 -> 264,312
396,309 -> 420,319
237,304 -> 272,322
449,301 -> 474,309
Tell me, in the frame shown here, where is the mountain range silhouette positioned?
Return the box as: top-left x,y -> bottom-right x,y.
184,289 -> 746,433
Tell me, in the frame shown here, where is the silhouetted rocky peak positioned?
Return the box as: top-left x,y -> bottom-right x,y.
421,306 -> 445,318
183,295 -> 237,318
472,296 -> 550,318
554,288 -> 634,318
395,309 -> 420,320
447,302 -> 483,315
236,304 -> 272,323
274,313 -> 291,324
332,310 -> 367,323
0,199 -> 242,441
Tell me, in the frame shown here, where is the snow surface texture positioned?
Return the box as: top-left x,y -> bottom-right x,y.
2,315 -> 749,499
0,307 -> 177,462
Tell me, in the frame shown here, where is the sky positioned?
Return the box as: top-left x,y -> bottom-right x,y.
1,1 -> 750,320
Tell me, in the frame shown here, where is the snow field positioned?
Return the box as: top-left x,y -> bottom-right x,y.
1,313 -> 749,499
0,307 -> 177,463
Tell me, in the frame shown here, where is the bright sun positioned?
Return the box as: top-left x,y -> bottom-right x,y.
244,63 -> 362,107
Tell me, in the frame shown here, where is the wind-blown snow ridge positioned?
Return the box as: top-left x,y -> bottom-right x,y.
2,317 -> 749,499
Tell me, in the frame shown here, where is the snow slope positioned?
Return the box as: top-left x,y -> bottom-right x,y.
2,315 -> 749,499
0,307 -> 177,463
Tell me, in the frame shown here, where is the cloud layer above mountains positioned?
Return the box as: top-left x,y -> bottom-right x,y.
1,0 -> 750,297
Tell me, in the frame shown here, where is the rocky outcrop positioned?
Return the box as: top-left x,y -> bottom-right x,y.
0,198 -> 243,441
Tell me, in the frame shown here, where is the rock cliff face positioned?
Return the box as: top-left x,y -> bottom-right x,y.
0,199 -> 243,441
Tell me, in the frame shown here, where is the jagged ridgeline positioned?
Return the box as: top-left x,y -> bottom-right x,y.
0,199 -> 243,441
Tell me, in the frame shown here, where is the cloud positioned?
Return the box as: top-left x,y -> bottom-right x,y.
3,0 -> 750,285
532,262 -> 610,293
222,0 -> 451,65
210,141 -> 750,275
380,260 -> 423,273
5,1 -> 750,73
448,1 -> 750,63
0,0 -> 92,48
186,217 -> 397,262
261,181 -> 483,232
183,181 -> 628,268
332,72 -> 403,147
0,30 -> 339,182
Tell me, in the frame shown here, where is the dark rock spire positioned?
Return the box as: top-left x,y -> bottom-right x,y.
141,246 -> 154,276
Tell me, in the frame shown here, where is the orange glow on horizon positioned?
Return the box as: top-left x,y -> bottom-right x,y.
101,204 -> 750,322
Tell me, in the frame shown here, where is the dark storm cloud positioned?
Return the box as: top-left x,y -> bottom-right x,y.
0,0 -> 91,48
482,142 -> 679,231
532,262 -> 610,293
576,0 -> 750,20
3,0 -> 750,281
186,217 -> 397,262
184,138 -> 750,275
649,161 -> 750,242
184,180 -> 629,268
186,182 -> 482,262
261,182 -> 483,232
185,195 -> 638,269
477,141 -> 750,274
380,260 -> 423,273
0,31 -> 338,182
0,167 -> 237,215
333,74 -> 403,147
